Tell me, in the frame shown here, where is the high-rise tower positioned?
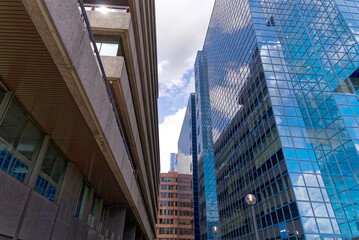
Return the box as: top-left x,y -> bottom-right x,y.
170,153 -> 178,172
194,51 -> 220,240
199,0 -> 359,239
178,94 -> 201,239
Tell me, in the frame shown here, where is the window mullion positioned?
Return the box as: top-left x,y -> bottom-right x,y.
102,207 -> 110,234
26,135 -> 51,187
0,90 -> 14,124
95,199 -> 103,230
53,162 -> 68,202
85,188 -> 95,223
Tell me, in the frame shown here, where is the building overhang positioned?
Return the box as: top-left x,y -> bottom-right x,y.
0,0 -> 128,204
0,0 -> 153,239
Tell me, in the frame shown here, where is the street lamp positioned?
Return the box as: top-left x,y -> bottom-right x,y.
212,225 -> 218,240
245,194 -> 260,240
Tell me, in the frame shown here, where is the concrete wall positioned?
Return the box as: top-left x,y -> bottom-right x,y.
106,207 -> 126,240
0,164 -> 113,240
18,192 -> 58,240
0,170 -> 30,238
51,163 -> 83,240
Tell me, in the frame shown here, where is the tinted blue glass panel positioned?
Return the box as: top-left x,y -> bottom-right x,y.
8,157 -> 28,182
34,175 -> 49,196
0,146 -> 12,171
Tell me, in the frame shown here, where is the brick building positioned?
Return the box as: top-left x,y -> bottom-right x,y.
156,172 -> 194,239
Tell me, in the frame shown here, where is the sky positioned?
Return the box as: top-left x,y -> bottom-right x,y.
156,0 -> 215,172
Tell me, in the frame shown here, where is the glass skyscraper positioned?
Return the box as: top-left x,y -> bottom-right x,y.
170,153 -> 178,172
199,0 -> 359,239
178,94 -> 201,239
194,51 -> 220,240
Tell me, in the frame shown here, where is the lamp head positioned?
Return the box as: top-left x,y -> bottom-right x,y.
245,194 -> 257,205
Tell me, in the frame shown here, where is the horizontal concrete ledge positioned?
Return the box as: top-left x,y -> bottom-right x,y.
102,56 -> 125,78
86,10 -> 131,35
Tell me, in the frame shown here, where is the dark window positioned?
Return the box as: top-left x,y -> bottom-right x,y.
35,141 -> 67,201
0,99 -> 43,182
74,181 -> 91,220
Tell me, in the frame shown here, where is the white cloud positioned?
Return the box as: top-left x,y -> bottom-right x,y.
158,60 -> 169,74
156,0 -> 214,171
183,71 -> 195,97
159,107 -> 186,172
156,0 -> 215,97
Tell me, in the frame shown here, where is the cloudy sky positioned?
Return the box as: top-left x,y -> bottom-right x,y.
156,0 -> 215,172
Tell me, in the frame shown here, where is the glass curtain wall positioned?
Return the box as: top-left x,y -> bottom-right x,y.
201,0 -> 359,239
195,51 -> 220,240
255,0 -> 359,238
202,0 -> 300,239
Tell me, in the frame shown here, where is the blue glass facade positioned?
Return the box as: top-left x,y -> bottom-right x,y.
195,51 -> 220,240
201,0 -> 359,239
178,121 -> 193,174
178,94 -> 201,239
170,152 -> 178,172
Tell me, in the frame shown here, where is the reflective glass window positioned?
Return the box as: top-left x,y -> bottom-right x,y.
0,99 -> 44,182
301,218 -> 319,234
74,181 -> 91,220
0,100 -> 27,147
0,88 -> 4,100
17,121 -> 43,161
34,141 -> 67,201
297,201 -> 314,217
95,35 -> 122,57
316,218 -> 333,234
88,194 -> 100,227
98,205 -> 108,233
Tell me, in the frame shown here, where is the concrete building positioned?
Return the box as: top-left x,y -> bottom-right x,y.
199,0 -> 359,239
156,172 -> 194,240
0,0 -> 159,239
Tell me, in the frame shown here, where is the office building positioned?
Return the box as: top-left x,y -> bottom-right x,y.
170,153 -> 178,172
194,52 -> 220,240
199,0 -> 359,239
156,172 -> 194,240
178,94 -> 201,239
177,110 -> 194,175
0,0 -> 159,239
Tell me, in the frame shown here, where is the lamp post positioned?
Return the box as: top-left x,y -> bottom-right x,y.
245,194 -> 260,240
212,225 -> 218,240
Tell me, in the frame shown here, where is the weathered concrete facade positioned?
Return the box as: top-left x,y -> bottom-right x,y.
0,0 -> 159,239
